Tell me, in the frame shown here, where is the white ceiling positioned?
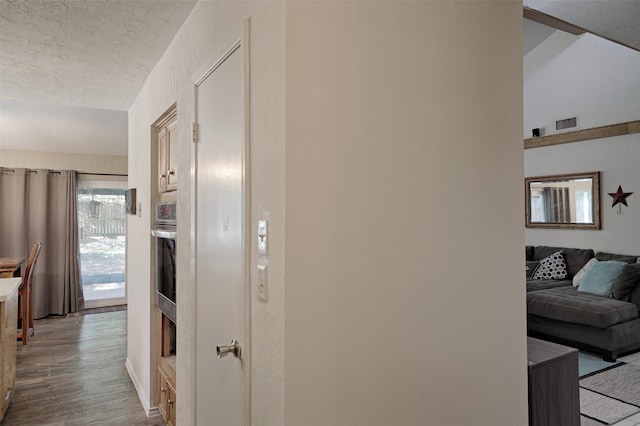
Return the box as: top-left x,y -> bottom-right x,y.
0,0 -> 196,156
0,0 -> 638,157
523,18 -> 556,56
0,98 -> 128,156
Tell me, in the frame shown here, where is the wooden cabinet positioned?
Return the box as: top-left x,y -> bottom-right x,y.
156,312 -> 176,425
157,112 -> 178,193
527,337 -> 580,426
158,356 -> 176,426
0,278 -> 21,422
154,107 -> 178,422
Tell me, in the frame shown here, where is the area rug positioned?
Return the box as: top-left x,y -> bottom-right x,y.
579,351 -> 622,378
580,363 -> 640,424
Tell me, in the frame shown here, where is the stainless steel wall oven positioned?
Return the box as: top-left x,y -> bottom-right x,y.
152,202 -> 177,323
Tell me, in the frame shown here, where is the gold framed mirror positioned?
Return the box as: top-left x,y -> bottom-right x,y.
525,171 -> 601,230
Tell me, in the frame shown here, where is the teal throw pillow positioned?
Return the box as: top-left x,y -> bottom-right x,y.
578,261 -> 627,297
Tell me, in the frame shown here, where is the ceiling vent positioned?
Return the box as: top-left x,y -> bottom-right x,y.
556,116 -> 578,132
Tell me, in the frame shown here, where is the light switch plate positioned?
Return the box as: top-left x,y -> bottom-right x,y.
257,264 -> 268,302
257,220 -> 268,255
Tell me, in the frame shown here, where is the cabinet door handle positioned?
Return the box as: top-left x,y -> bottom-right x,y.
161,387 -> 166,393
168,170 -> 175,175
168,398 -> 173,405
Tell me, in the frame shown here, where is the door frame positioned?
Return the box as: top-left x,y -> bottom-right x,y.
190,18 -> 252,424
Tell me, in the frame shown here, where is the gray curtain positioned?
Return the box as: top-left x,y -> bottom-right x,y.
0,168 -> 84,317
543,187 -> 571,223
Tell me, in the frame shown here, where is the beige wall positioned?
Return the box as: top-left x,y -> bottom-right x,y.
284,1 -> 526,425
0,149 -> 127,175
127,1 -> 526,425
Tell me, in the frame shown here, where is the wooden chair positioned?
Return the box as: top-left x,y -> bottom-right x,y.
17,242 -> 42,345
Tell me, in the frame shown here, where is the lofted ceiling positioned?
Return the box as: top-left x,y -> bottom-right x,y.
0,0 -> 638,157
523,17 -> 556,57
524,0 -> 640,54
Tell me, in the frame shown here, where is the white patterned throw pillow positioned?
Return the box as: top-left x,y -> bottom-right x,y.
532,251 -> 568,280
572,258 -> 599,287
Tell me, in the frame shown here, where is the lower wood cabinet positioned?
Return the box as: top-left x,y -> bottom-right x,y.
0,279 -> 20,422
158,356 -> 176,426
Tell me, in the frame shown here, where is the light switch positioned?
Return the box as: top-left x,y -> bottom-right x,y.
257,220 -> 268,255
257,264 -> 268,302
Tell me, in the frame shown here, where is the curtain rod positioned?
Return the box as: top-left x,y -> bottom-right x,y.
1,168 -> 127,177
1,168 -> 61,174
78,172 -> 128,177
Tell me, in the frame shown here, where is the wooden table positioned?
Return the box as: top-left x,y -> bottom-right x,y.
0,277 -> 22,422
0,257 -> 25,278
527,337 -> 580,426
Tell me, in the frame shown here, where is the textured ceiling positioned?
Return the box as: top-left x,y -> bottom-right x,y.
524,0 -> 640,53
0,0 -> 196,156
0,0 -> 197,110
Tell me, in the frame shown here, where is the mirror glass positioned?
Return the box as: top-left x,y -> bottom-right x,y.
525,172 -> 601,229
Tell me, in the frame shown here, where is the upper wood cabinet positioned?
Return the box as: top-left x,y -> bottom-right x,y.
157,112 -> 178,193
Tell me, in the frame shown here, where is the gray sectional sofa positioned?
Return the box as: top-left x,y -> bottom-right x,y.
526,245 -> 640,361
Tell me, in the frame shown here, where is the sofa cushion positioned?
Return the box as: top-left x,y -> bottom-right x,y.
532,246 -> 594,278
578,261 -> 627,297
527,286 -> 638,328
612,264 -> 640,301
533,246 -> 564,261
527,279 -> 572,292
532,251 -> 568,280
630,280 -> 640,310
526,246 -> 535,261
562,248 -> 596,278
596,252 -> 638,264
526,261 -> 540,278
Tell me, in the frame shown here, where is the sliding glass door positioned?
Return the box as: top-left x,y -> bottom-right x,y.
77,175 -> 127,308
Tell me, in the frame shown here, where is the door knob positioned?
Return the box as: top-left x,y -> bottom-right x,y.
217,339 -> 241,359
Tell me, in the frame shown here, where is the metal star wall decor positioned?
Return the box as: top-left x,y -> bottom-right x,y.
608,185 -> 633,214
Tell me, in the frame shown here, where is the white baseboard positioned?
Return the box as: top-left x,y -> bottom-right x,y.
148,406 -> 161,418
125,357 -> 157,417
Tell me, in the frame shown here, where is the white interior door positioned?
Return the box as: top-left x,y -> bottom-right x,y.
194,36 -> 248,425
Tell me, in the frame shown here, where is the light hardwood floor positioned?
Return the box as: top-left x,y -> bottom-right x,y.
2,309 -> 165,425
